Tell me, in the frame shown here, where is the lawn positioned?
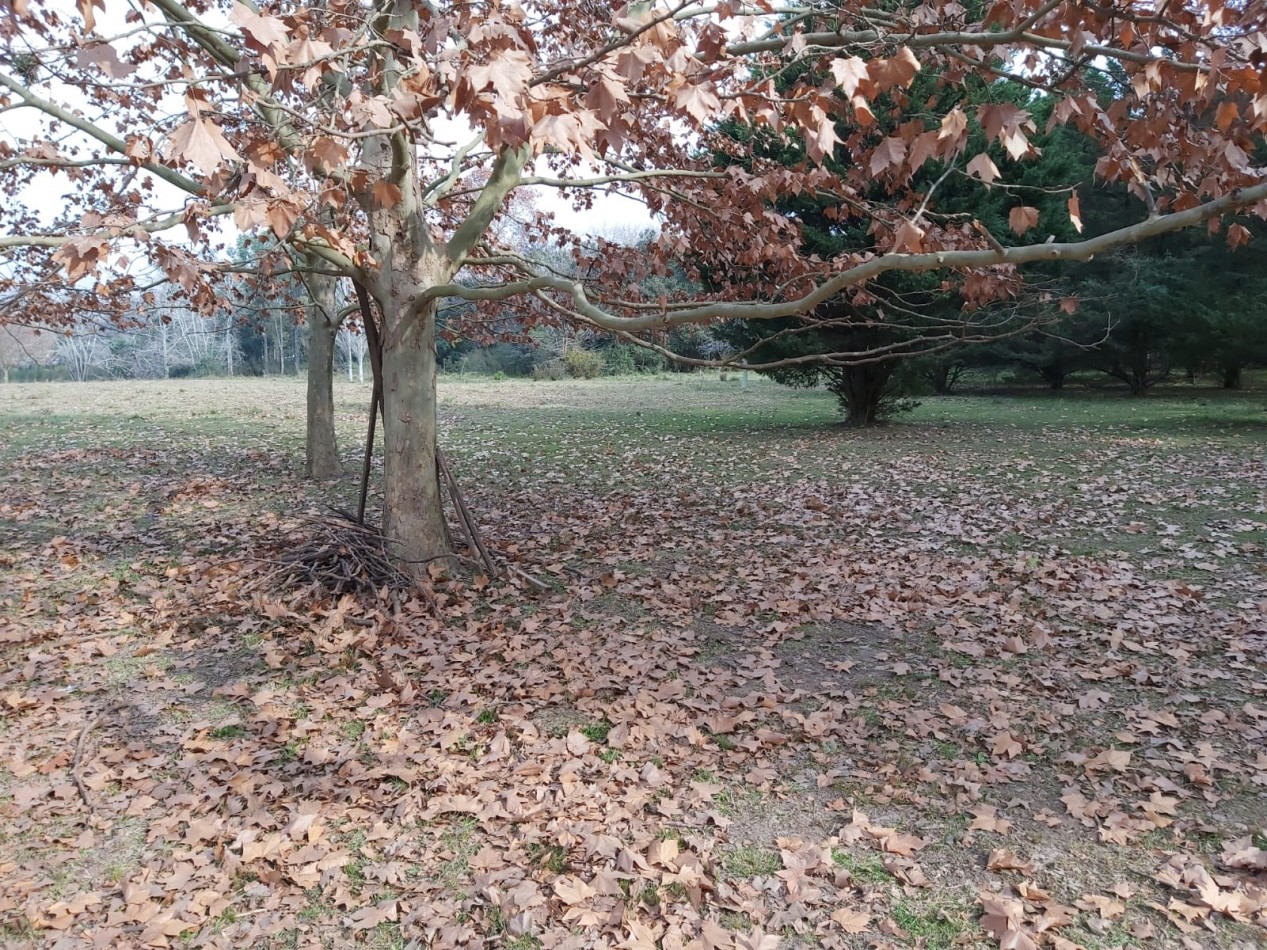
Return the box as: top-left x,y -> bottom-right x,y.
0,375 -> 1264,949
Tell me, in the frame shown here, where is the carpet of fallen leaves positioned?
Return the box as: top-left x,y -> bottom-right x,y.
0,377 -> 1264,950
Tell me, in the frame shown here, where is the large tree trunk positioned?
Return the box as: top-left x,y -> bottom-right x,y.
1038,364 -> 1065,390
1221,362 -> 1243,389
831,363 -> 896,427
305,273 -> 343,479
379,299 -> 452,574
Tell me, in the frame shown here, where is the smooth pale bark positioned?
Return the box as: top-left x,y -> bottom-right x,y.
305,274 -> 343,479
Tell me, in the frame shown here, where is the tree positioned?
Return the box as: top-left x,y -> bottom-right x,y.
53,326 -> 111,381
2,1 -> 1265,572
712,72 -> 1091,423
300,266 -> 346,478
337,320 -> 369,383
0,323 -> 54,382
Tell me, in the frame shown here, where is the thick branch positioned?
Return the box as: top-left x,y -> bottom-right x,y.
0,71 -> 206,196
424,180 -> 1267,329
445,145 -> 529,263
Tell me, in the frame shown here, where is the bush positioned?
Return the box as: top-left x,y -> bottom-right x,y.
493,370 -> 508,381
532,359 -> 567,381
458,344 -> 535,377
603,345 -> 637,376
562,347 -> 605,379
168,364 -> 197,379
603,343 -> 666,375
195,357 -> 224,377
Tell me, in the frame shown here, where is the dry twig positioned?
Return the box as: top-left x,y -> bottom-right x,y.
73,703 -> 123,813
249,511 -> 431,603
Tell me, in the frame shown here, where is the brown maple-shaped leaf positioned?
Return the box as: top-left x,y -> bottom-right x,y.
979,891 -> 1039,950
881,832 -> 925,856
969,805 -> 1012,835
670,79 -> 722,124
966,153 -> 1001,185
1084,748 -> 1130,773
893,220 -> 925,254
467,48 -> 533,102
830,906 -> 870,933
74,42 -> 134,79
76,0 -> 103,32
372,180 -> 403,210
1008,205 -> 1040,235
736,926 -> 780,950
939,105 -> 968,143
987,849 -> 1033,873
229,3 -> 289,49
1067,192 -> 1084,233
805,112 -> 841,166
872,46 -> 920,89
1228,222 -> 1252,250
870,136 -> 907,177
586,75 -> 630,124
165,118 -> 241,175
830,56 -> 869,99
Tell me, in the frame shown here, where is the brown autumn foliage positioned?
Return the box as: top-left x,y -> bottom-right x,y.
0,378 -> 1264,949
2,1 -> 1267,566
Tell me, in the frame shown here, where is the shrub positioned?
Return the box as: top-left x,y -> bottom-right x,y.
562,347 -> 605,379
603,345 -> 637,376
603,343 -> 666,375
458,343 -> 535,377
532,359 -> 567,381
168,364 -> 197,379
493,370 -> 508,381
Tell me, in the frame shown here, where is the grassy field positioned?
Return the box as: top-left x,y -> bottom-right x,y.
0,375 -> 1264,949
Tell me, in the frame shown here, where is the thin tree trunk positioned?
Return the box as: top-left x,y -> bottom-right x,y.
305,275 -> 343,479
277,315 -> 286,376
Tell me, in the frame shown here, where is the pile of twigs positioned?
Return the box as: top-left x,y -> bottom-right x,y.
252,510 -> 421,598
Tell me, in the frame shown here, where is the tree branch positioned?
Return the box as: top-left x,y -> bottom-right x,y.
424,180 -> 1267,329
0,71 -> 206,196
0,203 -> 237,249
445,145 -> 529,263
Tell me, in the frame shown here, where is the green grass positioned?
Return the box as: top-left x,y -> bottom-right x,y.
723,845 -> 781,878
580,720 -> 612,743
527,843 -> 568,874
832,849 -> 890,884
342,720 -> 367,741
891,898 -> 972,949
